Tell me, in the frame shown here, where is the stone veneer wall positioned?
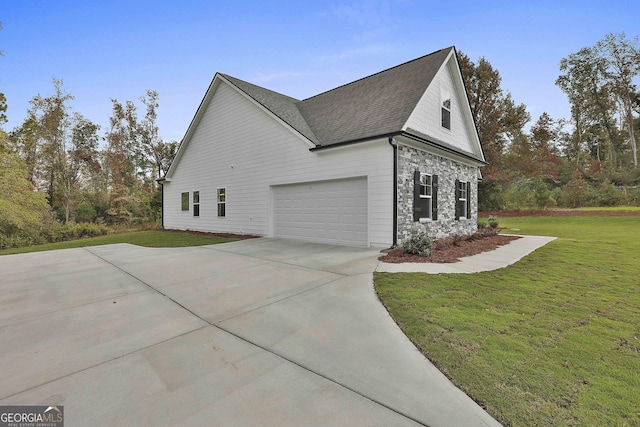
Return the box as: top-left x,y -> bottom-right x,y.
397,144 -> 478,243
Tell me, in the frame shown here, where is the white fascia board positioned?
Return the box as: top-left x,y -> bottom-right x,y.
408,48 -> 485,163
448,51 -> 486,162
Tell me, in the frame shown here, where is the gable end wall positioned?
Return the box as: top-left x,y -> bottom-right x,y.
162,81 -> 394,247
397,143 -> 478,242
403,59 -> 477,156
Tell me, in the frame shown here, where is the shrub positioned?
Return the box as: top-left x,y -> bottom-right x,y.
561,170 -> 590,208
478,219 -> 488,228
475,227 -> 499,238
489,219 -> 500,229
591,180 -> 625,206
403,229 -> 432,257
75,201 -> 97,223
45,222 -> 111,243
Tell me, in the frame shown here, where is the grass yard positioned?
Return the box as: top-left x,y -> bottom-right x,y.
375,215 -> 640,426
0,230 -> 240,255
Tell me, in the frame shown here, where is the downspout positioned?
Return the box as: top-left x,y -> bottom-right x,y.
388,137 -> 398,248
157,178 -> 165,229
161,182 -> 164,229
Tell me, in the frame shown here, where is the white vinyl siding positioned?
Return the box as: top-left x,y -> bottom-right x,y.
162,81 -> 393,247
403,57 -> 478,156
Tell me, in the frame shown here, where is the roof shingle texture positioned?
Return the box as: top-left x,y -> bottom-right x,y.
222,47 -> 452,147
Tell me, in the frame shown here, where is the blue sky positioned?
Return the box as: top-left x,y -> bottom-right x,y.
1,0 -> 638,142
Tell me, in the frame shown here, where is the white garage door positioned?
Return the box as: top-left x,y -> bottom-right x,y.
272,177 -> 368,246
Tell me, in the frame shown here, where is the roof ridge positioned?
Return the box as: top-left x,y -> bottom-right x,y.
220,73 -> 319,144
220,73 -> 300,102
300,47 -> 454,102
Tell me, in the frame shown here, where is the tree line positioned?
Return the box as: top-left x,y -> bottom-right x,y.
1,31 -> 639,247
460,32 -> 640,211
0,77 -> 177,248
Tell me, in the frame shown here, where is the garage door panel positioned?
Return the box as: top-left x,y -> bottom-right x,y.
273,178 -> 368,247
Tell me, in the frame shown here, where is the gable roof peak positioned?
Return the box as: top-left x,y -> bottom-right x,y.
301,46 -> 455,103
295,46 -> 455,145
219,73 -> 319,144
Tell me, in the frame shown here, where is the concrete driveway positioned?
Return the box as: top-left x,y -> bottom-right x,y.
0,238 -> 500,426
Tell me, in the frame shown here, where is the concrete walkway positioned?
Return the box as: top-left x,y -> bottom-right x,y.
377,235 -> 557,273
0,238 -> 519,426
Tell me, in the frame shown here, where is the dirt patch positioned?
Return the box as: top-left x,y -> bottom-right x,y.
380,232 -> 520,264
162,229 -> 259,240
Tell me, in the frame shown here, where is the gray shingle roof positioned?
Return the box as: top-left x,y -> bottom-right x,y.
222,47 -> 453,147
298,47 -> 452,146
220,74 -> 320,144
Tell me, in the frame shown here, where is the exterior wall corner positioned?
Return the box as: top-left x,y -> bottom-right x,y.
396,144 -> 478,244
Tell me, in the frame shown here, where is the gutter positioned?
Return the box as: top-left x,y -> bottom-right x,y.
309,132 -> 401,152
310,130 -> 486,166
388,137 -> 398,248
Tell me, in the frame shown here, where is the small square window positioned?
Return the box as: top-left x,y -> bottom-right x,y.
441,107 -> 451,129
193,191 -> 200,217
217,188 -> 226,217
181,192 -> 189,211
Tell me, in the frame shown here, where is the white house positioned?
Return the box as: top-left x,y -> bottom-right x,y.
160,46 -> 486,248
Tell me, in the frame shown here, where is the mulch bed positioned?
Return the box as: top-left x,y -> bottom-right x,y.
380,232 -> 521,264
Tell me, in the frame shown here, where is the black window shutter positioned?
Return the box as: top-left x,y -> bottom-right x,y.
466,181 -> 472,219
432,175 -> 438,220
413,170 -> 421,222
454,179 -> 460,220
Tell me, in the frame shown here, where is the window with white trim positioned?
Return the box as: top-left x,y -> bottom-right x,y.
419,173 -> 433,219
193,191 -> 200,217
181,192 -> 189,211
458,181 -> 467,218
217,188 -> 226,217
441,88 -> 451,130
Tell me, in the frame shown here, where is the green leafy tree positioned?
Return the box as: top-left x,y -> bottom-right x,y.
136,91 -> 178,193
0,92 -> 7,126
458,51 -> 530,179
556,46 -> 614,167
0,137 -> 50,247
596,33 -> 640,168
527,112 -> 563,180
458,52 -> 530,210
558,33 -> 640,175
15,79 -> 101,222
60,113 -> 100,222
22,78 -> 74,210
562,170 -> 590,208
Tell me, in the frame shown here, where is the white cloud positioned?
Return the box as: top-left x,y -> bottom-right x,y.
314,44 -> 392,63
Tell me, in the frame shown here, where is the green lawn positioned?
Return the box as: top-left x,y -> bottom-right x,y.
0,230 -> 240,255
375,215 -> 640,426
